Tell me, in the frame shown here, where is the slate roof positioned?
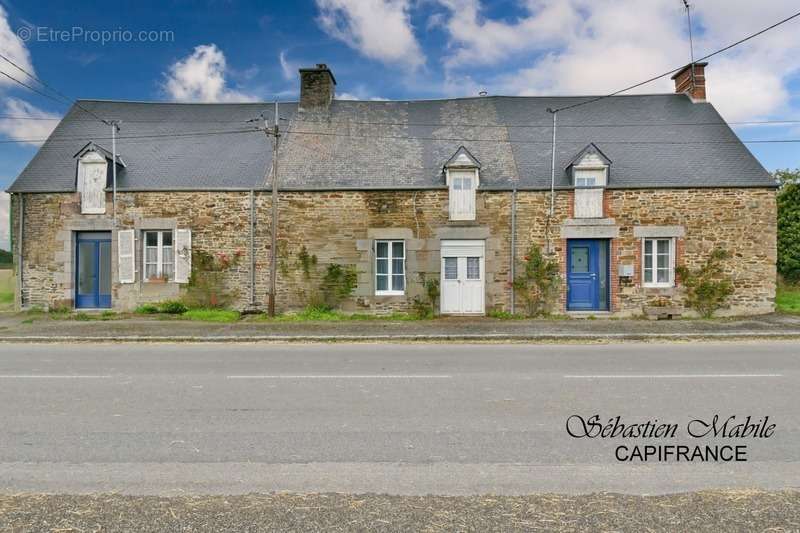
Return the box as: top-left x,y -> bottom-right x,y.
7,94 -> 775,193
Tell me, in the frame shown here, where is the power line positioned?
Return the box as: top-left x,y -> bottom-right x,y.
549,9 -> 800,114
0,51 -> 109,124
0,127 -> 798,145
3,113 -> 800,128
0,71 -> 69,104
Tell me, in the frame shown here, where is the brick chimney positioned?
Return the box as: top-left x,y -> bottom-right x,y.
299,64 -> 336,111
671,62 -> 708,102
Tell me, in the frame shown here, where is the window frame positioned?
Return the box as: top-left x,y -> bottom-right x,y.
641,237 -> 675,288
374,239 -> 405,296
447,168 -> 477,221
143,230 -> 175,282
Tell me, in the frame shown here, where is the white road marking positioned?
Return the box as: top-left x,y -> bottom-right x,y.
0,375 -> 112,379
226,375 -> 452,379
564,374 -> 782,379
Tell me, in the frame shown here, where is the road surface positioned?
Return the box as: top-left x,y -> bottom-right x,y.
0,341 -> 797,495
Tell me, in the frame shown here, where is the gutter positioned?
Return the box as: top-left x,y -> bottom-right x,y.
510,188 -> 516,314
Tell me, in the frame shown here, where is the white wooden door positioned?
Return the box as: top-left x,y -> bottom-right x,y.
440,240 -> 485,315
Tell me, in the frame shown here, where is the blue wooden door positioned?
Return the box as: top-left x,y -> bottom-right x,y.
75,233 -> 111,309
567,239 -> 600,311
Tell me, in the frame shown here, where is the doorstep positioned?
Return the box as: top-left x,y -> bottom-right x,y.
565,311 -> 613,319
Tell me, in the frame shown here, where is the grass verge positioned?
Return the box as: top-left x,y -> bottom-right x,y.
262,306 -> 420,321
0,269 -> 14,310
183,308 -> 240,323
0,490 -> 797,532
776,284 -> 800,314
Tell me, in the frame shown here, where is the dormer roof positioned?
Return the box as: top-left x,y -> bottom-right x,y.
73,141 -> 127,167
565,143 -> 611,170
444,146 -> 481,169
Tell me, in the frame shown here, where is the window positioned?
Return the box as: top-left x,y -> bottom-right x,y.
642,238 -> 674,287
444,257 -> 458,280
143,230 -> 174,281
448,169 -> 476,220
375,240 -> 405,295
466,257 -> 480,280
574,168 -> 606,187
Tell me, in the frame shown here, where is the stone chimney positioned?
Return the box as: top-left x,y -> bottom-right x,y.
299,64 -> 336,111
671,62 -> 708,102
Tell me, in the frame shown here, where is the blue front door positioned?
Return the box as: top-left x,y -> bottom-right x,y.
75,232 -> 112,309
567,239 -> 608,311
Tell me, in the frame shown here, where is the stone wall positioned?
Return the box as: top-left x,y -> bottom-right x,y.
11,187 -> 776,316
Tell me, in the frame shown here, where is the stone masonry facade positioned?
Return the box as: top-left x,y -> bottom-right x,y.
11,187 -> 776,316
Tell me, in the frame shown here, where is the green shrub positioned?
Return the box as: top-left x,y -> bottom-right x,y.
512,244 -> 561,317
320,264 -> 359,308
184,249 -> 243,309
777,172 -> 800,283
74,312 -> 90,321
158,300 -> 188,314
135,304 -> 159,314
675,248 -> 734,318
410,273 -> 440,318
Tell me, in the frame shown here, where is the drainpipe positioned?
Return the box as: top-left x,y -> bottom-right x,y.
16,193 -> 24,310
249,189 -> 256,308
510,188 -> 517,314
546,108 -> 558,254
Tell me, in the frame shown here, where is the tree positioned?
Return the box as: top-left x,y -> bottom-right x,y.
776,169 -> 800,283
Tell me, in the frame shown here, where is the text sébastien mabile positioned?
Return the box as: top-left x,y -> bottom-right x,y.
565,415 -> 776,462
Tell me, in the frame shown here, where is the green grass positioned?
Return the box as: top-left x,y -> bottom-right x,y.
486,309 -> 525,320
0,269 -> 14,309
776,284 -> 800,314
183,308 -> 241,323
262,306 -> 421,322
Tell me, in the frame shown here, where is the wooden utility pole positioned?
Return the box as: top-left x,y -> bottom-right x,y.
267,102 -> 280,317
250,103 -> 281,316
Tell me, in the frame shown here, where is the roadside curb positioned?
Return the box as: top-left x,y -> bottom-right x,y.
1,331 -> 800,343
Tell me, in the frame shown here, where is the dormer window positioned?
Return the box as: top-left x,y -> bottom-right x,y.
567,144 -> 611,219
444,146 -> 480,221
74,142 -> 125,216
77,150 -> 108,214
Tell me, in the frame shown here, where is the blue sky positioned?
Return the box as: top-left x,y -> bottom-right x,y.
1,0 -> 800,249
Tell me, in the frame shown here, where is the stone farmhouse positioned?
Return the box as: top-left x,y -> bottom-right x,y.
7,62 -> 777,316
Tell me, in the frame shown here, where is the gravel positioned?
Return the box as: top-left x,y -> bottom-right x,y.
1,490 -> 798,532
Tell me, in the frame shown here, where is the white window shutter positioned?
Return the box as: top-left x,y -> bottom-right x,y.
175,229 -> 192,284
118,229 -> 135,283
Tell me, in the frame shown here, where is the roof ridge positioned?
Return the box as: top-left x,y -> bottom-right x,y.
75,93 -> 688,106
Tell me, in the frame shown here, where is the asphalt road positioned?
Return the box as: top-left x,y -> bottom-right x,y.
0,341 -> 797,495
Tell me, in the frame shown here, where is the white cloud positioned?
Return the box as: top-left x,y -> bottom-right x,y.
0,97 -> 59,145
438,0 -> 800,122
437,0 -> 581,68
0,192 -> 9,251
316,0 -> 425,69
279,50 -> 298,81
0,5 -> 35,89
164,44 -> 258,102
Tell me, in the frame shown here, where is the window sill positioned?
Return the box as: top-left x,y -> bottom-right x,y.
643,283 -> 675,289
375,291 -> 405,297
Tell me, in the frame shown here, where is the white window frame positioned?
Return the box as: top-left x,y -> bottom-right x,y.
642,237 -> 675,288
143,230 -> 175,282
375,240 -> 405,296
447,168 -> 478,221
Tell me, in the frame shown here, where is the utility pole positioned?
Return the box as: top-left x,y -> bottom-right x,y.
103,119 -> 121,227
682,0 -> 696,86
249,102 -> 281,316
